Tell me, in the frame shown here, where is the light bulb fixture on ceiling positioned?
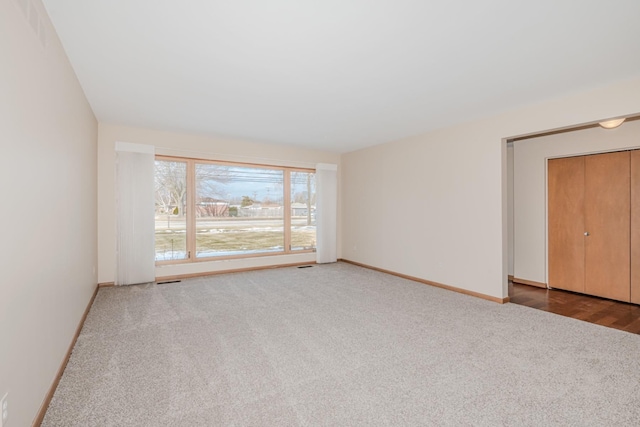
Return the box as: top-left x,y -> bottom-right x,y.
599,118 -> 626,129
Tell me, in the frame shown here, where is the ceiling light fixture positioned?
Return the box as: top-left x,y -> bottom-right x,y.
599,118 -> 626,129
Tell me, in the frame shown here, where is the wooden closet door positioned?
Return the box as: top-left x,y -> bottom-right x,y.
584,151 -> 630,302
548,156 -> 585,293
631,151 -> 640,304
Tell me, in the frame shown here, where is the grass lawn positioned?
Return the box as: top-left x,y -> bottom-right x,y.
155,224 -> 315,259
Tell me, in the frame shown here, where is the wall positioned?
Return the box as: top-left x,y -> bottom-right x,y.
0,1 -> 98,426
342,121 -> 506,298
341,76 -> 640,300
507,143 -> 514,277
97,124 -> 341,283
513,119 -> 640,284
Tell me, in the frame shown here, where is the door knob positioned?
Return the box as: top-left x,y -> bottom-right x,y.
584,232 -> 590,236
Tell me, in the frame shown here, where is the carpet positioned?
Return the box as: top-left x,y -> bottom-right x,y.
42,262 -> 640,426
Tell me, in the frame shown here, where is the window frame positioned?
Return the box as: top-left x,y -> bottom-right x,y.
155,155 -> 316,265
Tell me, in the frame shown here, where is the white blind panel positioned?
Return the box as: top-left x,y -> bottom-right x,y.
116,144 -> 156,285
315,163 -> 338,264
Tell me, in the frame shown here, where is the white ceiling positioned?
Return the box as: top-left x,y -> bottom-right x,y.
42,0 -> 640,153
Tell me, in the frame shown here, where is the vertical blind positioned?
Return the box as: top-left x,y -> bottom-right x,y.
115,142 -> 156,285
315,163 -> 338,263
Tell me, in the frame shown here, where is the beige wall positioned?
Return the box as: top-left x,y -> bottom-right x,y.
0,1 -> 98,425
342,121 -> 506,298
513,119 -> 640,284
507,144 -> 514,277
97,124 -> 341,283
342,77 -> 640,300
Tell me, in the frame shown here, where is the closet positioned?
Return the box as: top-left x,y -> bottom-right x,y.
548,149 -> 640,303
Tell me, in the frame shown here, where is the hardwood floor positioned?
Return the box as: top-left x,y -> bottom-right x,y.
509,282 -> 640,334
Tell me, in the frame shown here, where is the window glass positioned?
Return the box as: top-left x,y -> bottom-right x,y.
195,164 -> 284,257
154,160 -> 188,261
290,171 -> 316,250
154,156 -> 315,263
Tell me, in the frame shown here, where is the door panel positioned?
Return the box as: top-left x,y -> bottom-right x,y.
548,156 -> 585,293
631,151 -> 640,304
584,151 -> 630,302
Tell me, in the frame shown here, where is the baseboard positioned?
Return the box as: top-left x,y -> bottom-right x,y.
512,277 -> 547,288
339,259 -> 509,304
98,281 -> 114,287
508,275 -> 514,281
155,261 -> 317,282
32,284 -> 100,426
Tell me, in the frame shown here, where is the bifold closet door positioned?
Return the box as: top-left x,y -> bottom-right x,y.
584,151 -> 630,302
549,151 -> 631,302
548,156 -> 585,293
631,151 -> 640,304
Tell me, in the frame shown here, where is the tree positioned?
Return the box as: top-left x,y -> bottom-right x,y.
291,172 -> 316,225
195,164 -> 230,201
241,196 -> 254,207
155,161 -> 187,216
155,161 -> 230,217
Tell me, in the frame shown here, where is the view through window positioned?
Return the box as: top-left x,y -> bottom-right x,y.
154,159 -> 187,261
290,171 -> 316,250
154,157 -> 316,262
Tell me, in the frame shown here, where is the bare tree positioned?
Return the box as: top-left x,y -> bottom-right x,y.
155,161 -> 187,216
291,172 -> 316,225
155,161 -> 231,217
195,164 -> 231,201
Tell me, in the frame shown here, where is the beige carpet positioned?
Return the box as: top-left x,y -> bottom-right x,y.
43,262 -> 640,426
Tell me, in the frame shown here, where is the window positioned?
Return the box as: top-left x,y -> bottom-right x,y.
154,156 -> 316,263
195,164 -> 284,258
154,159 -> 188,261
290,171 -> 316,251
